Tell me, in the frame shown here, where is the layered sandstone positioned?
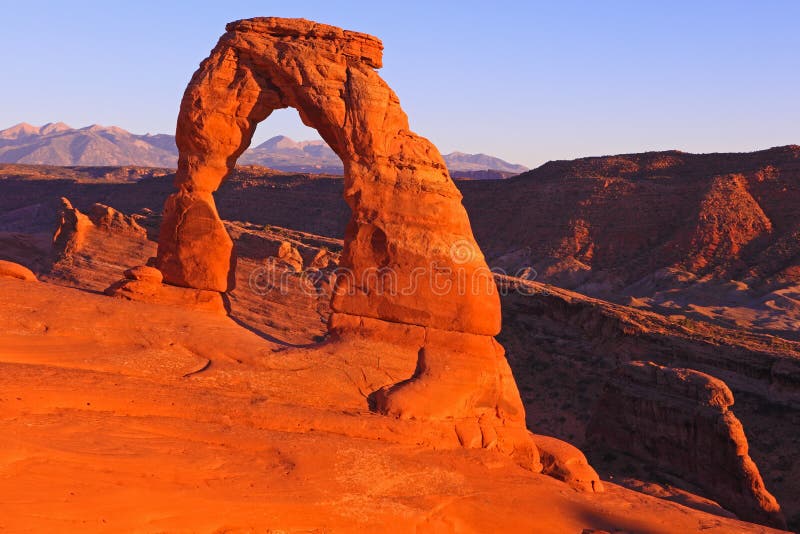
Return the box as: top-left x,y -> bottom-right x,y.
3,168 -> 798,516
587,361 -> 786,529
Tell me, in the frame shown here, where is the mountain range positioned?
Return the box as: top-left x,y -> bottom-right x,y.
0,123 -> 528,176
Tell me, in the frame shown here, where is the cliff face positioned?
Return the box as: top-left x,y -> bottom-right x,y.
460,145 -> 800,288
586,361 -> 785,529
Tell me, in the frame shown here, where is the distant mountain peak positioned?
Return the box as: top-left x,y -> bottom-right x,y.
255,135 -> 296,149
39,122 -> 72,134
0,122 -> 40,139
255,135 -> 327,151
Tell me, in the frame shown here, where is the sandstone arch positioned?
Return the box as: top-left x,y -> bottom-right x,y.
156,17 -> 541,467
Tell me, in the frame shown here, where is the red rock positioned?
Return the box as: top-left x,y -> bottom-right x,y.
587,361 -> 786,529
155,191 -> 233,292
533,434 -> 604,493
0,259 -> 37,281
105,278 -> 226,314
51,199 -> 158,290
308,248 -> 333,269
276,241 -> 303,272
156,17 -> 500,335
87,203 -> 146,236
124,265 -> 163,284
52,197 -> 91,259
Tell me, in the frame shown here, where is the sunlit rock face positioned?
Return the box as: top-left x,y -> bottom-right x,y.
154,17 -> 536,462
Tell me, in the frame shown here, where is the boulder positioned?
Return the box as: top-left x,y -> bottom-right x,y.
533,434 -> 604,493
0,260 -> 37,282
105,278 -> 225,314
276,241 -> 303,272
124,265 -> 164,284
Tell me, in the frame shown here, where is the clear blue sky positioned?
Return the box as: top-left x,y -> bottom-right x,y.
2,0 -> 798,168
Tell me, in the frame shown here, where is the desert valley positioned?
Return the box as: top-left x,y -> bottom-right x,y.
1,10 -> 799,534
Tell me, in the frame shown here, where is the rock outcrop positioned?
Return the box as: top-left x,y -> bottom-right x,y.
52,198 -> 92,260
105,266 -> 226,314
0,259 -> 37,281
533,434 -> 604,493
153,16 -> 536,465
52,198 -> 153,289
53,198 -> 146,261
586,361 -> 786,529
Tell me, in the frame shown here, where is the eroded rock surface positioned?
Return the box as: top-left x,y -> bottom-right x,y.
52,198 -> 155,288
587,361 -> 786,529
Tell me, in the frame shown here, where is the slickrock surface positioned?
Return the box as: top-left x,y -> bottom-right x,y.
0,279 -> 786,533
587,361 -> 785,529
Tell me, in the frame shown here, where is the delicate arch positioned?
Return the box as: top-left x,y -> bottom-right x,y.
156,17 -> 500,336
151,17 -> 543,470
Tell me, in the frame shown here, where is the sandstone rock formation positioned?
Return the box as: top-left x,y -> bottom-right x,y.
587,361 -> 786,529
0,279 -> 784,533
0,259 -> 37,281
52,197 -> 91,260
105,266 -> 226,314
52,198 -> 154,289
53,198 -> 146,260
275,241 -> 303,272
124,265 -> 164,284
154,16 -> 533,462
87,203 -> 146,236
157,17 -> 498,333
533,434 -> 604,493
